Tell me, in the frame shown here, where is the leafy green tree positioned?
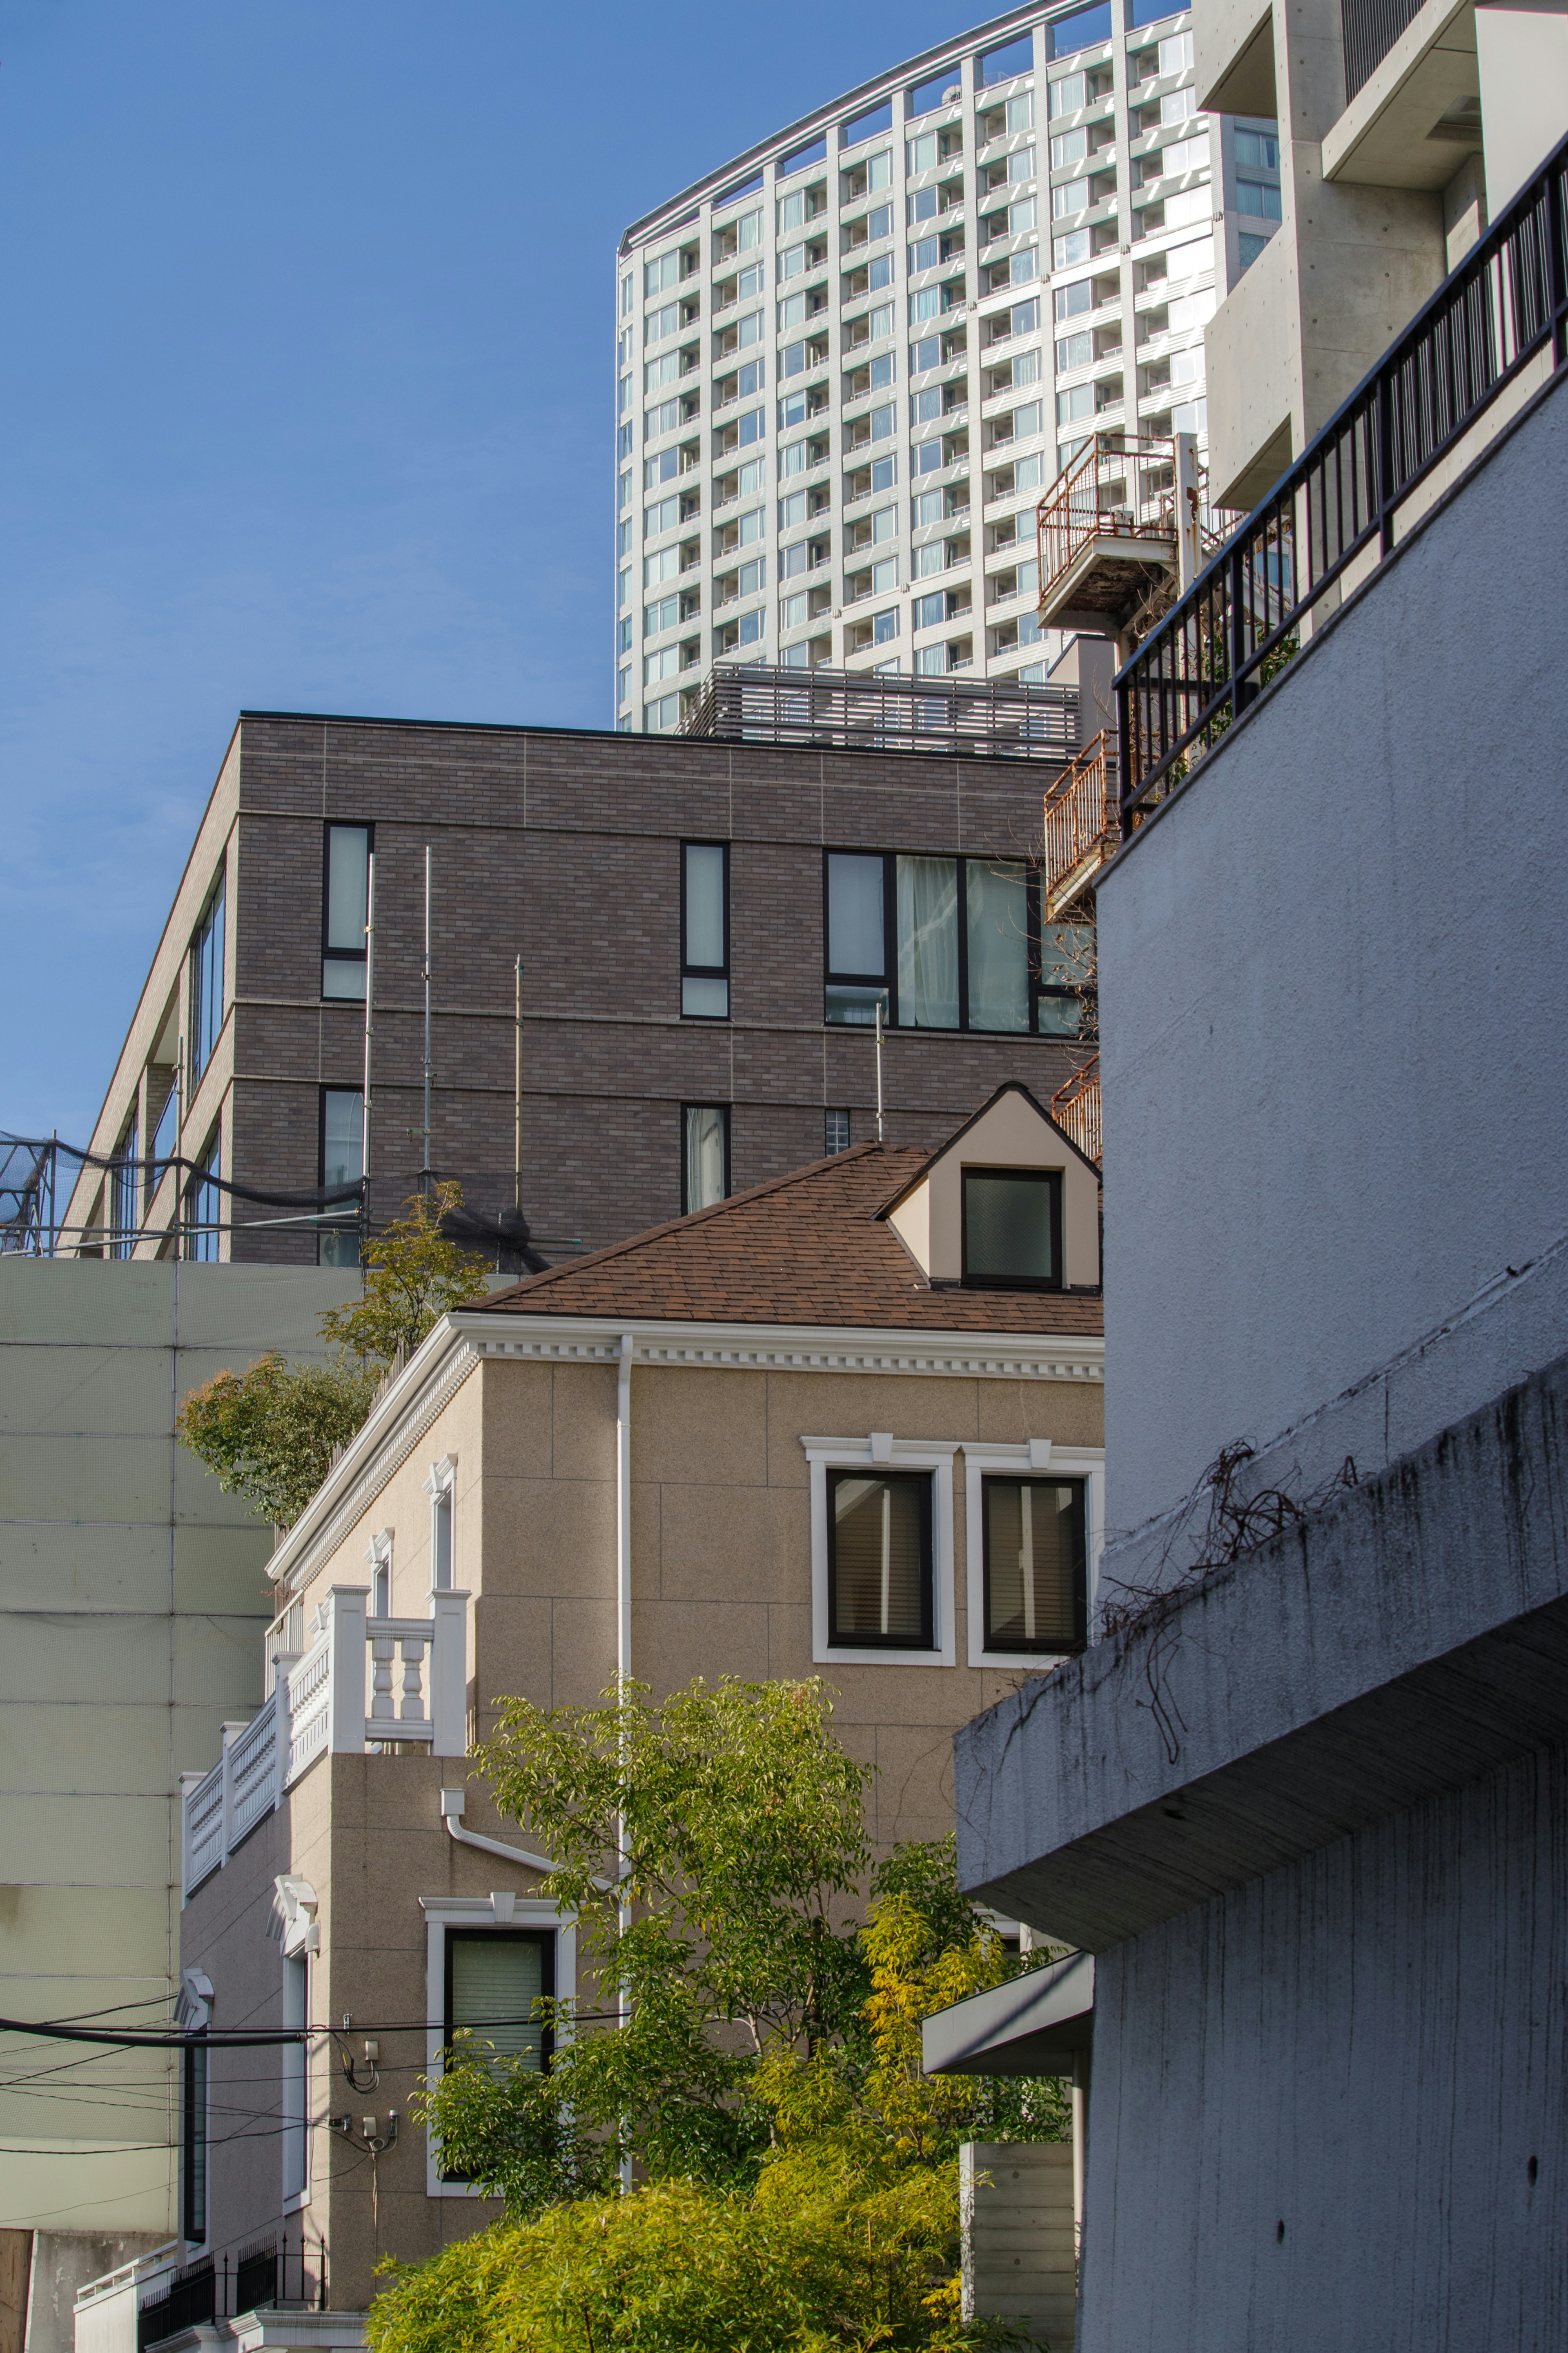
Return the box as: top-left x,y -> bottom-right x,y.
317,1181 -> 492,1363
390,1678 -> 1068,2350
176,1185 -> 492,1527
174,1352 -> 380,1530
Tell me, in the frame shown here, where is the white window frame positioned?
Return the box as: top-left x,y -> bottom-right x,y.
801,1435 -> 957,1667
419,1896 -> 577,2199
424,1456 -> 456,1590
365,1529 -> 392,1617
962,1440 -> 1105,1668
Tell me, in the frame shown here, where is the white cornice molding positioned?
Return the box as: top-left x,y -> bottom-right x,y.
270,1308 -> 1104,1598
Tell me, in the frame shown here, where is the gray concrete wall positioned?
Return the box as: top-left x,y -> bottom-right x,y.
1080,1742 -> 1568,2353
0,1260 -> 356,2244
1096,365 -> 1568,1589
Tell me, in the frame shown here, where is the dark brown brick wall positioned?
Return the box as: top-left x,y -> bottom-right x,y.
224,712 -> 1084,1262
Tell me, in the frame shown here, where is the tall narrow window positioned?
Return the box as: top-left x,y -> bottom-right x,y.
825,852 -> 889,1025
367,1532 -> 392,1618
824,1108 -> 851,1154
682,843 -> 730,1017
895,856 -> 960,1028
982,1476 -> 1086,1653
318,1087 -> 364,1268
967,861 -> 1031,1032
189,877 -> 226,1084
440,1930 -> 555,2178
281,1952 -> 309,2201
827,1469 -> 934,1649
428,1463 -> 454,1591
683,1105 -> 731,1212
181,2037 -> 208,2242
110,1118 -> 140,1258
322,824 -> 372,1000
1038,919 -> 1095,1035
962,1167 -> 1061,1289
185,1129 -> 222,1263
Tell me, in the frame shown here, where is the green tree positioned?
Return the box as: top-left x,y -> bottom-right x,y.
387,1678 -> 1067,2351
317,1181 -> 492,1363
174,1352 -> 380,1530
176,1184 -> 492,1527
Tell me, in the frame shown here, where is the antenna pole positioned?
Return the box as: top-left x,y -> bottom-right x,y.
421,846 -> 432,1196
513,954 -> 523,1213
361,853 -> 376,1254
875,1000 -> 885,1144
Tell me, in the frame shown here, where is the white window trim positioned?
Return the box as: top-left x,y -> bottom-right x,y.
419,1896 -> 577,2199
801,1435 -> 958,1667
281,1947 -> 311,2214
424,1455 -> 456,1591
365,1529 -> 393,1617
962,1439 -> 1105,1668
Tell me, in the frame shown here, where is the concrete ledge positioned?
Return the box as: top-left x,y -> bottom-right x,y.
924,1950 -> 1094,2076
954,1353 -> 1568,1949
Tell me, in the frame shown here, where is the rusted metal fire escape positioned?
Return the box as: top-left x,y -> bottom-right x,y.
1035,429 -> 1237,658
1040,732 -> 1116,1168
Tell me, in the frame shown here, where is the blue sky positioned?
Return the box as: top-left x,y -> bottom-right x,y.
0,0 -> 978,1141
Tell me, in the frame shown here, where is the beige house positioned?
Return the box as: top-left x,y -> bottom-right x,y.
133,1087 -> 1102,2341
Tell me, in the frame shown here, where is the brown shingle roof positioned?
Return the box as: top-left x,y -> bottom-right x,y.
474,1145 -> 1103,1335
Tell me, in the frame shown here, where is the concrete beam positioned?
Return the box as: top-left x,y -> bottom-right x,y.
954,1353 -> 1568,1951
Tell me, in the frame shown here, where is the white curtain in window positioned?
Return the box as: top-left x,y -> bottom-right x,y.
896,857 -> 959,1028
685,1106 -> 727,1210
966,861 -> 1030,1031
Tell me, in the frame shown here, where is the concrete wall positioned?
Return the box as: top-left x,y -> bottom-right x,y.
0,1260 -> 357,2248
1096,364 -> 1568,1586
1082,1740 -> 1568,2352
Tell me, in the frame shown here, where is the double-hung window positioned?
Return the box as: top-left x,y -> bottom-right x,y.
189,876 -> 226,1084
823,850 -> 1094,1036
681,843 -> 730,1017
322,824 -> 372,1000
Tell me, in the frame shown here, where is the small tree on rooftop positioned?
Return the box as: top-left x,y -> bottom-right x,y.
176,1184 -> 492,1527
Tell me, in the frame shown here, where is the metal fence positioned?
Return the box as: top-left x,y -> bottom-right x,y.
1117,127 -> 1568,832
679,661 -> 1077,761
137,2244 -> 326,2349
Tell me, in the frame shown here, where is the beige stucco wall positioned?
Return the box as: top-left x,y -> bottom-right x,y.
0,1260 -> 358,2239
185,1340 -> 1104,2303
886,1092 -> 1101,1293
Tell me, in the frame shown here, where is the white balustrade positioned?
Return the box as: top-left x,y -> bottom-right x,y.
181,1585 -> 469,1898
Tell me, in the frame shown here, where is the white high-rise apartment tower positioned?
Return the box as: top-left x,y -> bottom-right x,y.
614,0 -> 1278,732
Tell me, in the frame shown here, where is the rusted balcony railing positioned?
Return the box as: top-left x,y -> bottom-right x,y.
1116,127 -> 1568,831
1051,1057 -> 1101,1165
1041,730 -> 1118,919
1036,434 -> 1239,636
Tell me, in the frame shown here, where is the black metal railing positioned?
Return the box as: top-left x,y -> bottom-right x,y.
1117,126 -> 1568,832
680,660 -> 1077,761
138,2244 -> 327,2349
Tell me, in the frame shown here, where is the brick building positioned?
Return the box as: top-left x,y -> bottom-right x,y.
62,706 -> 1094,1265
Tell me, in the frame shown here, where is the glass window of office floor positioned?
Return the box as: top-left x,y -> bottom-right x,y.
824,850 -> 1094,1034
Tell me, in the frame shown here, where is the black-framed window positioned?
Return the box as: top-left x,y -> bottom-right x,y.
181,2036 -> 208,2242
189,875 -> 227,1084
318,1086 -> 364,1268
322,824 -> 372,1000
185,1128 -> 222,1264
823,849 -> 1095,1036
962,1166 -> 1062,1289
441,1927 -> 554,2180
683,1104 -> 731,1212
827,1468 -> 934,1649
682,841 -> 730,1018
982,1475 -> 1087,1654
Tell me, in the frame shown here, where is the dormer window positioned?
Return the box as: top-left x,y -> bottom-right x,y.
961,1166 -> 1061,1288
